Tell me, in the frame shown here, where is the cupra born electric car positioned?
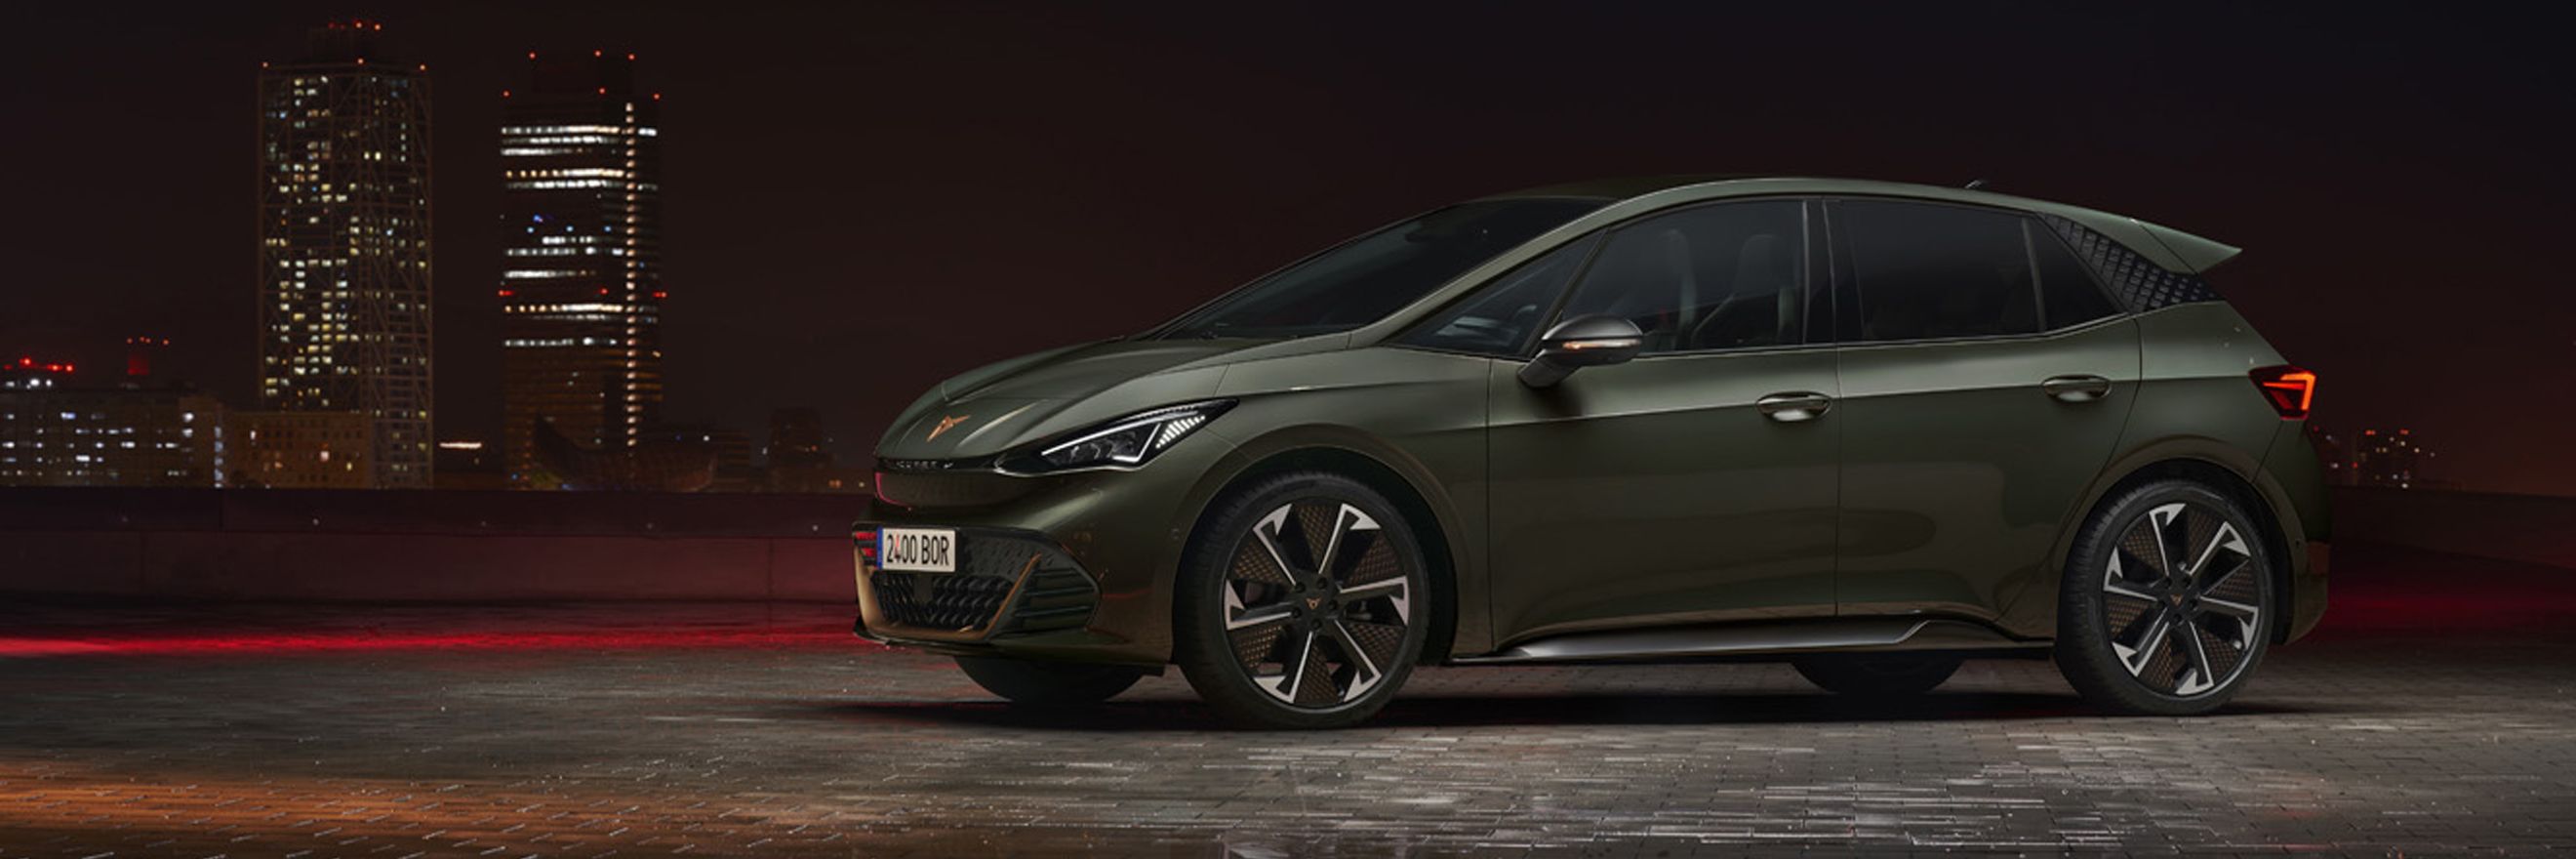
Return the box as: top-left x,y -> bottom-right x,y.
852,177 -> 2329,729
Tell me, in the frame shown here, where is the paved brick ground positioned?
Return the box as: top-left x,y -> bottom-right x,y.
3,546 -> 2574,857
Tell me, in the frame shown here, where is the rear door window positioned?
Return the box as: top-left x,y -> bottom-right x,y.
1836,200 -> 2038,343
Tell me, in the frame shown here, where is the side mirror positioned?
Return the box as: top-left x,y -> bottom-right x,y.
1517,314 -> 1644,389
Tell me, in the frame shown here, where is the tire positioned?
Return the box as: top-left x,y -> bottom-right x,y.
1792,653 -> 1964,697
1174,471 -> 1430,729
2055,478 -> 2275,716
954,656 -> 1146,706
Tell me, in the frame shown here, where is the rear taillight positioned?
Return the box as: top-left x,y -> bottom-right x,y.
2250,365 -> 2316,420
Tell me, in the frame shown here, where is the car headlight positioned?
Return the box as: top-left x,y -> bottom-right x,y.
1001,400 -> 1234,473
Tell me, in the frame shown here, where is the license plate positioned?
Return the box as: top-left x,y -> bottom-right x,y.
878,527 -> 957,572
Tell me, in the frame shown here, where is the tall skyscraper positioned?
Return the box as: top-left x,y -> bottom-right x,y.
498,51 -> 664,487
256,20 -> 434,489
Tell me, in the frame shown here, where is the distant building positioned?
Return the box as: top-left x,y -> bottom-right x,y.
0,360 -> 227,487
651,424 -> 755,491
257,20 -> 434,488
432,439 -> 508,490
764,407 -> 834,492
228,411 -> 375,489
2354,429 -> 2432,489
499,50 -> 664,486
530,418 -> 712,492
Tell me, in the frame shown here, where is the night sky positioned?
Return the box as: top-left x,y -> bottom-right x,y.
3,3 -> 2570,494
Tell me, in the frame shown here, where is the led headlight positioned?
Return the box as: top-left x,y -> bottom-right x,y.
1003,400 -> 1234,473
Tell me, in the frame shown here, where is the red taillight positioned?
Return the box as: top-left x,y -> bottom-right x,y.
2251,365 -> 2316,420
852,528 -> 878,559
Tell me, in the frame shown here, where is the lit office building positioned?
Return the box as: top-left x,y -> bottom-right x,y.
0,360 -> 227,488
228,411 -> 376,489
256,20 -> 435,489
499,51 -> 664,486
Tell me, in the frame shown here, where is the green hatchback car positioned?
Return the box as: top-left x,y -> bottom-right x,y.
851,177 -> 2329,729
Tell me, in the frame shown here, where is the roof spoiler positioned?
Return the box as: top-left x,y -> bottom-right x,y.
2135,220 -> 2241,273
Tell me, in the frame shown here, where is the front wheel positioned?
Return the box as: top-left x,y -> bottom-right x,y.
955,656 -> 1146,706
1174,472 -> 1430,729
2055,479 -> 2275,716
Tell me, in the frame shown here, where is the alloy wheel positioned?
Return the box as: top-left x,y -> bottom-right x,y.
2102,501 -> 2265,697
1220,501 -> 1414,708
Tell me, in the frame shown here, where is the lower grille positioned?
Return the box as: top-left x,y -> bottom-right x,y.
873,571 -> 1016,631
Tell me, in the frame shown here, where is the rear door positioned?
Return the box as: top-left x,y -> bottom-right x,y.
1826,199 -> 2138,624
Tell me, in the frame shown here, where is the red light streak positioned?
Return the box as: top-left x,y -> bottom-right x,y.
0,628 -> 871,658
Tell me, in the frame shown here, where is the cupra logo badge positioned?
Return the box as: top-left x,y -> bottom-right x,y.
927,414 -> 971,440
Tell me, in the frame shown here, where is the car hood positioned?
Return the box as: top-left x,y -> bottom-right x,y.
876,336 -> 1341,460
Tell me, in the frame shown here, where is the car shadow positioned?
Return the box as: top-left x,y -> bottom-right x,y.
801,690 -> 2333,732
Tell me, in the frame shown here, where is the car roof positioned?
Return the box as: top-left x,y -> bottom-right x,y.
1477,175 -> 2239,272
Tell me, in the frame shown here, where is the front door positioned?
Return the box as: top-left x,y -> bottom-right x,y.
1484,199 -> 1843,646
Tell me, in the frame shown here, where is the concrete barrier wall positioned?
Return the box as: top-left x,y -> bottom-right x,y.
2330,487 -> 2576,572
0,489 -> 868,602
0,530 -> 859,602
0,486 -> 2565,603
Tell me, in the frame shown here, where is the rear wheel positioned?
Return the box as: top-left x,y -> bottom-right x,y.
954,656 -> 1146,706
2056,479 -> 2274,716
1174,472 -> 1429,729
1792,653 -> 1963,697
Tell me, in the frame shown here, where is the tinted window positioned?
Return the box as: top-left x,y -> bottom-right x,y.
1550,201 -> 1807,354
1397,234 -> 1598,355
1839,200 -> 2036,342
2030,220 -> 2121,327
1159,198 -> 1605,340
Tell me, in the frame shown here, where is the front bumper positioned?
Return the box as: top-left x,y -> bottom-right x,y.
853,525 -> 1100,639
848,436 -> 1238,666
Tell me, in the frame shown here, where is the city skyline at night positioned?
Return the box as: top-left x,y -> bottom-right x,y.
2,5 -> 2570,495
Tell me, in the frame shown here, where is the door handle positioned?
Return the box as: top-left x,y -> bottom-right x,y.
2041,375 -> 2113,403
1756,392 -> 1832,423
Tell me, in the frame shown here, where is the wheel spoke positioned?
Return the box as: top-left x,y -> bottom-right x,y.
1253,508 -> 1318,590
2194,552 -> 2251,595
2200,595 -> 2261,624
2152,504 -> 2190,586
2104,580 -> 2161,604
1227,599 -> 1296,632
2177,619 -> 2219,696
2114,611 -> 2173,676
1256,629 -> 1321,703
2182,522 -> 2246,584
1315,507 -> 1351,582
1323,620 -> 1384,697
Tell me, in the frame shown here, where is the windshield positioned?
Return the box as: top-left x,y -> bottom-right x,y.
1158,198 -> 1605,340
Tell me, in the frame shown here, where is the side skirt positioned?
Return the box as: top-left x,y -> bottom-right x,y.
1451,617 -> 2045,666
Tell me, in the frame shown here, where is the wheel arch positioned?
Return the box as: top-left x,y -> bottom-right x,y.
1176,441 -> 1465,665
2022,443 -> 2297,644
